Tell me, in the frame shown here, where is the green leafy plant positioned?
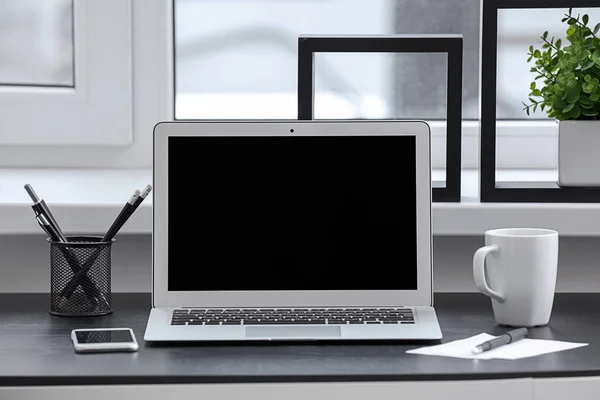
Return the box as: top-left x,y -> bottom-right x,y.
523,8 -> 600,120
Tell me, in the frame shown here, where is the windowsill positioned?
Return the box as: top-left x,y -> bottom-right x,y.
0,169 -> 152,236
2,168 -> 600,236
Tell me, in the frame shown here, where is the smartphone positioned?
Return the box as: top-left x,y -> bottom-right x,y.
71,328 -> 139,353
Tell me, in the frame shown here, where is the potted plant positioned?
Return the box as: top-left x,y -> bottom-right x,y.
523,8 -> 600,186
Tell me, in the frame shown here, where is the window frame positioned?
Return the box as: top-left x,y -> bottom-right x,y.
0,0 -> 172,169
0,0 -> 133,146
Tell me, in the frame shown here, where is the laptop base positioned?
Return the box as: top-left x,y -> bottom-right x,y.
144,306 -> 442,342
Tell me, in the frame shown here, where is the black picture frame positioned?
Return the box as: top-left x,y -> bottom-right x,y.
481,0 -> 600,202
297,35 -> 463,203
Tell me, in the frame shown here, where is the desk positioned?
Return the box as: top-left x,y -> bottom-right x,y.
0,293 -> 598,399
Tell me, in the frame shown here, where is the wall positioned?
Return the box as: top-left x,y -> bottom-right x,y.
2,235 -> 600,293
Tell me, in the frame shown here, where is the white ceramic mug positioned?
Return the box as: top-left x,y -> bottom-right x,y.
473,228 -> 559,327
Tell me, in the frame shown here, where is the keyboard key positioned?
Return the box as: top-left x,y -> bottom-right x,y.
244,320 -> 275,325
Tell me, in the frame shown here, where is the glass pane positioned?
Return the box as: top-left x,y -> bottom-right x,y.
174,0 -> 478,119
0,0 -> 74,87
498,8 -> 600,120
394,0 -> 478,119
314,53 -> 447,119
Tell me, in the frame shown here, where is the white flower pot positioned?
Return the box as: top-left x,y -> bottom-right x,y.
558,120 -> 600,187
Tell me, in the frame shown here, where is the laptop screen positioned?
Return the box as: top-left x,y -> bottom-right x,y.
167,135 -> 417,291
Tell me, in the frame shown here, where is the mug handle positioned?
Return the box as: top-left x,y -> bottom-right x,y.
473,245 -> 505,303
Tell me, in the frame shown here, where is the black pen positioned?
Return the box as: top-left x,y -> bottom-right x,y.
61,185 -> 152,302
25,184 -> 68,242
472,328 -> 528,354
101,189 -> 141,242
102,184 -> 152,242
36,214 -> 61,241
26,184 -> 104,307
131,184 -> 152,213
58,189 -> 140,303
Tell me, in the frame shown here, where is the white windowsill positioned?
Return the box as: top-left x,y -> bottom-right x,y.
1,168 -> 600,236
0,169 -> 153,236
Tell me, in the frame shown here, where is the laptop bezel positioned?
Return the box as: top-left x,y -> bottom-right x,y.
152,120 -> 433,308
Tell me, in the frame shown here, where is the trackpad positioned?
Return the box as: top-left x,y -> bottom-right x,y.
245,326 -> 341,339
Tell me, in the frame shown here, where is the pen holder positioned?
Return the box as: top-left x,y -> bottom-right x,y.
49,236 -> 114,317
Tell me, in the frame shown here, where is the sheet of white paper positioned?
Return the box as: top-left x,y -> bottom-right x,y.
406,333 -> 588,360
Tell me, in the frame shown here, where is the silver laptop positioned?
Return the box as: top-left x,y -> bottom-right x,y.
144,120 -> 442,342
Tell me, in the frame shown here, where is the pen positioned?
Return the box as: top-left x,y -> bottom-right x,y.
58,189 -> 140,303
25,184 -> 104,307
36,214 -> 61,241
101,189 -> 142,242
25,184 -> 68,242
61,185 -> 152,302
131,184 -> 152,213
471,328 -> 528,354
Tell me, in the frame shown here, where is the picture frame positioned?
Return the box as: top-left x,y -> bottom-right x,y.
297,35 -> 463,202
480,0 -> 600,202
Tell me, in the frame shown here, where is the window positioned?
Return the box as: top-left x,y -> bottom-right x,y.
497,7 -> 600,120
2,1 -> 593,173
0,0 -> 73,87
173,0 -> 471,119
494,7 -> 600,173
0,0 -> 132,146
173,0 -> 468,172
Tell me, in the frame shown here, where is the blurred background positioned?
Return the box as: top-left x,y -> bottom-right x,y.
2,0 -> 600,122
172,1 -> 600,121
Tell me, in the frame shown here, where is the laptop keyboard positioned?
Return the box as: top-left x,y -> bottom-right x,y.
170,308 -> 414,326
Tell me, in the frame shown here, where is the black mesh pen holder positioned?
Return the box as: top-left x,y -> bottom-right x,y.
49,236 -> 114,317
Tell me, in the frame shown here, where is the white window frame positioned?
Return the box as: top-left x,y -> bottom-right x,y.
0,0 -> 133,146
0,0 -> 172,169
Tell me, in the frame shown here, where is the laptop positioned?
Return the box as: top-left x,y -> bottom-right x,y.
144,120 -> 442,342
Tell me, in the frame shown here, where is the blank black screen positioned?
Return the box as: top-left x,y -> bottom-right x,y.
168,135 -> 417,291
75,330 -> 134,343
